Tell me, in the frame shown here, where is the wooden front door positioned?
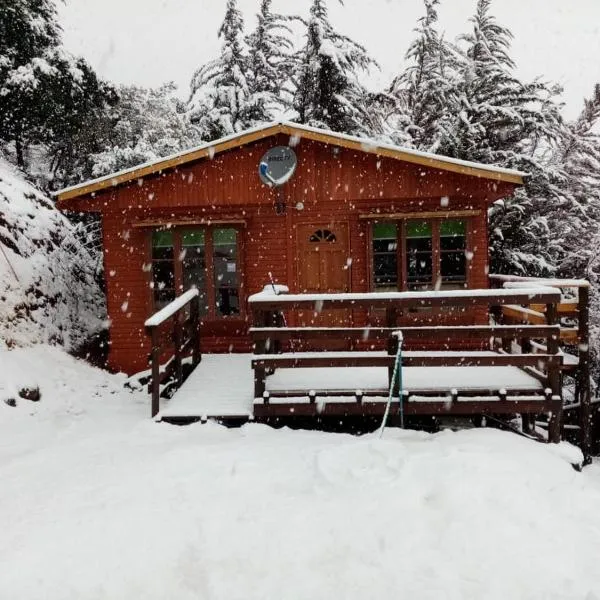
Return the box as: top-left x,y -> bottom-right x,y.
296,223 -> 350,332
297,223 -> 350,293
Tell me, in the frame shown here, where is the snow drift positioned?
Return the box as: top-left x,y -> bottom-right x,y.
0,157 -> 105,350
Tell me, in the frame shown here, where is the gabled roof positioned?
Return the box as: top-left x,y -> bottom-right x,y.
54,121 -> 526,204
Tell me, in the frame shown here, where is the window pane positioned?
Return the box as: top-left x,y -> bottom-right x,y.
372,223 -> 398,291
181,228 -> 208,316
440,220 -> 466,237
406,220 -> 432,290
440,220 -> 467,289
152,230 -> 175,307
152,230 -> 174,260
214,228 -> 240,316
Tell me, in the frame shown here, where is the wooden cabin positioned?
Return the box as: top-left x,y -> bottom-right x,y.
56,122 -> 525,375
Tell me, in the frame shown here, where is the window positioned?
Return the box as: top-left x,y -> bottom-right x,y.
406,220 -> 433,290
371,219 -> 468,291
151,226 -> 241,317
373,223 -> 398,292
151,230 -> 176,308
213,228 -> 239,316
440,220 -> 467,289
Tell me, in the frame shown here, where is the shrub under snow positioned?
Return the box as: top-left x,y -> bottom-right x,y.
0,157 -> 105,350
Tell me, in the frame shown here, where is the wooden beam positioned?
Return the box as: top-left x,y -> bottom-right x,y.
132,218 -> 247,229
252,353 -> 562,369
253,398 -> 561,418
249,325 -> 561,342
359,210 -> 482,221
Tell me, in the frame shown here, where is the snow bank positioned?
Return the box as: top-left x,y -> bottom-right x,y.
0,347 -> 599,598
0,158 -> 105,349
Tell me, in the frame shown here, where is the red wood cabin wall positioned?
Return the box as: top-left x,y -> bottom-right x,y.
67,134 -> 516,374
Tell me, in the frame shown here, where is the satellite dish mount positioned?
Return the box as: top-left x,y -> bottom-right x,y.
258,146 -> 297,215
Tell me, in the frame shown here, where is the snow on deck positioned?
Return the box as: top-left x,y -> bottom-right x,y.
157,354 -> 254,419
158,354 -> 544,419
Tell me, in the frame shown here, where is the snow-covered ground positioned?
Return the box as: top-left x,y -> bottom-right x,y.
2,345 -> 600,599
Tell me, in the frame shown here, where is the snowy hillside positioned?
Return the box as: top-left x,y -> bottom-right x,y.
1,345 -> 600,599
0,158 -> 105,350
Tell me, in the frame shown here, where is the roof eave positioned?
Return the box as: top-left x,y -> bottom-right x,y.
54,122 -> 525,205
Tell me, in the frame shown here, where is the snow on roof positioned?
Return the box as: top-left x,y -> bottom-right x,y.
54,121 -> 526,204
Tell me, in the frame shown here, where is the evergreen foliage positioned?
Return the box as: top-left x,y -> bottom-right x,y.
293,0 -> 377,134
0,0 -> 115,170
89,83 -> 200,178
245,0 -> 296,121
187,0 -> 255,140
388,0 -> 458,150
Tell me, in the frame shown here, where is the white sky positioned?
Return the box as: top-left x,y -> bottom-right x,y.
59,0 -> 600,119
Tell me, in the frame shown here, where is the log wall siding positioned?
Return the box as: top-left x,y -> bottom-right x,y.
78,135 -> 512,374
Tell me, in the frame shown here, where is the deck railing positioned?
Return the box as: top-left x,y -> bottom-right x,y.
144,289 -> 201,417
249,287 -> 565,441
490,274 -> 592,460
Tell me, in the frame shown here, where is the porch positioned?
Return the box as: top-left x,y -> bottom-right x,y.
155,352 -> 550,423
145,277 -> 592,458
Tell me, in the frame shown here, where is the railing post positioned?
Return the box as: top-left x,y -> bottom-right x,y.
173,315 -> 183,388
578,284 -> 592,463
149,326 -> 161,418
386,305 -> 399,395
253,305 -> 267,400
545,300 -> 562,443
190,294 -> 201,367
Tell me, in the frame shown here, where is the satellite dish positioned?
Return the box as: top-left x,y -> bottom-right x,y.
258,146 -> 297,187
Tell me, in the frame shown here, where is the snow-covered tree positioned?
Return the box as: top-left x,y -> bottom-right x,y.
388,0 -> 459,150
293,0 -> 377,135
245,0 -> 296,121
89,83 -> 201,178
187,0 -> 255,140
551,85 -> 600,276
0,0 -> 114,170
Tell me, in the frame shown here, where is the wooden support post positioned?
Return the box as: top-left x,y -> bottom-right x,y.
386,307 -> 398,393
545,301 -> 562,443
149,327 -> 160,418
253,307 -> 267,400
578,285 -> 592,463
173,315 -> 183,388
254,366 -> 266,400
190,295 -> 201,367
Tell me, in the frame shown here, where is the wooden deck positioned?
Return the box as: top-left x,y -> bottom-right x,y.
146,280 -> 593,457
156,353 -> 552,422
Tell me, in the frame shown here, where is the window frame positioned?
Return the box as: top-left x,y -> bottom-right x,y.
148,225 -> 244,320
369,218 -> 471,292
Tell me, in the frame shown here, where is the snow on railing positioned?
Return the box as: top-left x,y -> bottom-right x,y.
489,274 -> 590,288
248,287 -> 561,304
144,288 -> 199,328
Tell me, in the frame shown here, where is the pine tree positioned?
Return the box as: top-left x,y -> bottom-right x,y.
425,0 -> 565,276
552,85 -> 600,276
0,0 -> 114,169
245,0 -> 296,121
388,0 -> 459,151
293,0 -> 377,135
187,0 -> 254,140
89,83 -> 201,179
